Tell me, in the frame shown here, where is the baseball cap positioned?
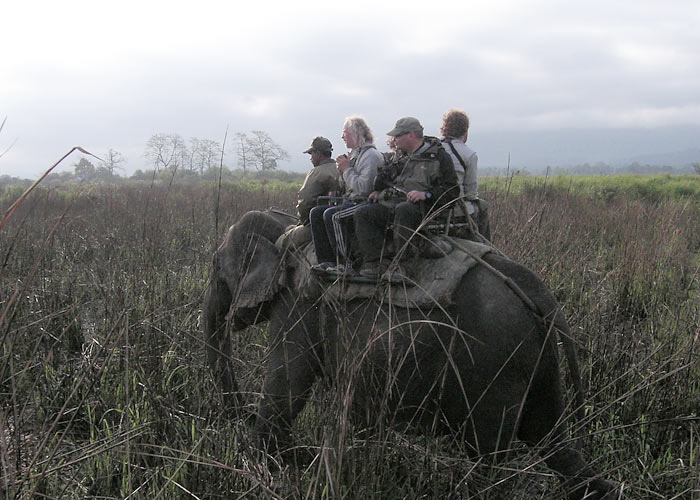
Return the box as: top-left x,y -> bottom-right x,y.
303,136 -> 333,154
386,117 -> 424,136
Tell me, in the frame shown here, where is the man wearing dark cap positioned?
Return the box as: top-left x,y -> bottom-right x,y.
276,137 -> 340,249
297,136 -> 340,224
353,117 -> 459,280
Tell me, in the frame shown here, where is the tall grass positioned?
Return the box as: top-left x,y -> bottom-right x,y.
481,173 -> 700,202
0,176 -> 698,498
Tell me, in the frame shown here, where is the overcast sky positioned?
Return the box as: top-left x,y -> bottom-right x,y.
2,0 -> 699,179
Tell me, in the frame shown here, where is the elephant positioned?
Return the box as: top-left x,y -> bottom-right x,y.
203,209 -> 618,499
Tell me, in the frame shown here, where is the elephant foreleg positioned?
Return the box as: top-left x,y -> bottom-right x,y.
255,294 -> 321,454
255,344 -> 318,453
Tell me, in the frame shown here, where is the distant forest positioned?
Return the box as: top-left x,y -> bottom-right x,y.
480,161 -> 698,177
2,160 -> 697,191
2,128 -> 698,189
2,155 -> 700,194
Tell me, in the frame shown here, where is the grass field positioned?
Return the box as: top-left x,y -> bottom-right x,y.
1,174 -> 698,499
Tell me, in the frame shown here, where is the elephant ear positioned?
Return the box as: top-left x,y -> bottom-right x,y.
222,232 -> 284,312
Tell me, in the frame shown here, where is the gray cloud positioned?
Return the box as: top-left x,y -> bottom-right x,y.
2,0 -> 699,178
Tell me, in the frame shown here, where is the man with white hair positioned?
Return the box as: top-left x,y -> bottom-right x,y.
310,116 -> 382,274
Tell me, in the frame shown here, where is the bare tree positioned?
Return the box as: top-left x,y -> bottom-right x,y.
104,148 -> 126,176
186,137 -> 201,172
693,162 -> 700,175
246,130 -> 290,171
179,137 -> 223,174
196,138 -> 222,173
175,139 -> 190,172
145,133 -> 187,172
233,132 -> 254,173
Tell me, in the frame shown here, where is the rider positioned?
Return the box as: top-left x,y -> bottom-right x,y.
277,136 -> 340,249
440,109 -> 491,240
440,109 -> 478,215
310,116 -> 382,274
354,117 -> 459,280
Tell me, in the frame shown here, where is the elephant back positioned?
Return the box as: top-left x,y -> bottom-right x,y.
294,237 -> 493,309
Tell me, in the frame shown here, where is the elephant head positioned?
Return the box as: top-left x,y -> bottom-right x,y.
203,210 -> 296,407
214,210 -> 294,314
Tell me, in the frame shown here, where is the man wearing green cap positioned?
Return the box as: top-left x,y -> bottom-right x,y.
297,136 -> 340,224
276,136 -> 340,249
353,117 -> 459,280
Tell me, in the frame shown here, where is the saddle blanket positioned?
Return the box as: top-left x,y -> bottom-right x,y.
290,237 -> 492,309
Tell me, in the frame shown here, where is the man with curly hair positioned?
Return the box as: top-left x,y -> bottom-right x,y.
440,109 -> 478,214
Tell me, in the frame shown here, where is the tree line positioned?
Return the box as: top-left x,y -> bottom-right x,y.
480,161 -> 698,177
141,130 -> 289,176
142,131 -> 287,175
1,124 -> 698,188
1,130 -> 292,186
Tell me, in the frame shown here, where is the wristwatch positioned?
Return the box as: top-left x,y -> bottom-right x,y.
424,191 -> 432,199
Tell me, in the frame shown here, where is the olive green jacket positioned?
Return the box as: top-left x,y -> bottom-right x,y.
374,137 -> 458,210
296,158 -> 341,224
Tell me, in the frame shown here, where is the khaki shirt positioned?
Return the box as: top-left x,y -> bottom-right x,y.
296,158 -> 341,224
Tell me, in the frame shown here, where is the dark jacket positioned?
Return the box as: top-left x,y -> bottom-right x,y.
374,136 -> 458,210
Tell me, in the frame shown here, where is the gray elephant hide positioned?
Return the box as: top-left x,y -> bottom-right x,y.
288,237 -> 492,309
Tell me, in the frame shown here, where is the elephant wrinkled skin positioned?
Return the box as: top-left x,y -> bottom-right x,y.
203,210 -> 618,500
